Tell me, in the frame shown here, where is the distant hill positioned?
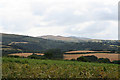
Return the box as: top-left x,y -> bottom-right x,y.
39,35 -> 95,42
39,35 -> 85,42
1,33 -> 119,56
68,36 -> 91,40
39,35 -> 116,43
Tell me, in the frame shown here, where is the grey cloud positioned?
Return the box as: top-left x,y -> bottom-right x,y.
91,7 -> 117,21
0,0 -> 118,40
31,3 -> 47,16
0,18 -> 31,33
32,2 -> 117,27
43,9 -> 89,25
64,21 -> 117,39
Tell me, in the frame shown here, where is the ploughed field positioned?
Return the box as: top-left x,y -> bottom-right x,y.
2,57 -> 119,78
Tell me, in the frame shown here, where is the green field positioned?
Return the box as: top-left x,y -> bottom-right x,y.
2,57 -> 120,79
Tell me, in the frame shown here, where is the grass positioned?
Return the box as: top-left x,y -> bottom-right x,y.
2,57 -> 120,78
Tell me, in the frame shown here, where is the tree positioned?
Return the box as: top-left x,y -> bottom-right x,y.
77,56 -> 88,62
98,58 -> 111,63
44,49 -> 63,59
84,55 -> 98,62
71,59 -> 76,61
27,54 -> 44,59
77,55 -> 98,62
112,60 -> 120,64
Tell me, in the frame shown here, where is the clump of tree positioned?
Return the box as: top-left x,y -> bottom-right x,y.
76,55 -> 111,63
27,49 -> 63,60
70,59 -> 76,61
77,55 -> 98,62
112,60 -> 120,64
97,58 -> 111,63
27,53 -> 45,59
6,55 -> 21,58
44,49 -> 63,59
77,56 -> 88,62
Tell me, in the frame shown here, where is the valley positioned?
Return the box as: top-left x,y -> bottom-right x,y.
1,33 -> 120,79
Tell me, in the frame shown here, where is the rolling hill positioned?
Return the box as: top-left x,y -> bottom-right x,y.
39,35 -> 91,42
1,33 -> 119,56
39,35 -> 117,43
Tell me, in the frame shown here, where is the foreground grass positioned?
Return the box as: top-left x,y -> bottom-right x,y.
2,57 -> 120,78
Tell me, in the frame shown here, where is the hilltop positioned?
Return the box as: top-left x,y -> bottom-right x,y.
39,35 -> 117,43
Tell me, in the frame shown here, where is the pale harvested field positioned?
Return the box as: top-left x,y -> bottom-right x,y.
9,53 -> 44,57
65,50 -> 111,53
8,42 -> 28,45
64,53 -> 120,61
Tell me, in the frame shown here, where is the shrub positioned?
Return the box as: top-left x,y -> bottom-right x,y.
6,55 -> 20,58
112,60 -> 120,64
27,54 -> 44,59
97,58 -> 111,63
84,55 -> 98,62
71,59 -> 76,61
77,55 -> 98,62
77,56 -> 88,62
44,49 -> 63,59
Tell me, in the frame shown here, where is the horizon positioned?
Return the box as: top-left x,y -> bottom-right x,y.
1,32 -> 118,40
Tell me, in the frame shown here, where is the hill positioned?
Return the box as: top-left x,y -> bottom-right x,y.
39,35 -> 117,43
39,35 -> 91,42
1,33 -> 119,56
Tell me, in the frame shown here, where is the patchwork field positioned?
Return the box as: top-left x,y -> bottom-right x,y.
8,42 -> 28,45
8,51 -> 119,62
64,53 -> 119,61
2,57 -> 119,78
9,53 -> 44,57
65,50 -> 111,53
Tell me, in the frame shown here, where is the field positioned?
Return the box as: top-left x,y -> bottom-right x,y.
65,50 -> 111,53
8,52 -> 120,62
2,57 -> 119,78
64,53 -> 120,61
9,53 -> 44,57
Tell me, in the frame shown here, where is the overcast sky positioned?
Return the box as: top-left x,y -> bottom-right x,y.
0,0 -> 119,40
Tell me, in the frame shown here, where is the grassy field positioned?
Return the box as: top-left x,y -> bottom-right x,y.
2,57 -> 120,79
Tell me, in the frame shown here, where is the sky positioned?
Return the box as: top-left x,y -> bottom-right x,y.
0,0 -> 119,40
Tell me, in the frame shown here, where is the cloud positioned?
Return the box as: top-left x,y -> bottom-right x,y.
0,0 -> 119,40
24,26 -> 68,37
65,21 -> 118,40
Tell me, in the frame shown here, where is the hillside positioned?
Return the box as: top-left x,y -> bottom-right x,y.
39,35 -> 117,43
39,35 -> 90,42
1,33 -> 119,55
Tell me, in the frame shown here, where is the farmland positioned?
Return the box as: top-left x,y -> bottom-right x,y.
8,51 -> 120,62
9,53 -> 44,57
1,33 -> 120,79
2,57 -> 119,78
64,53 -> 120,61
65,50 -> 111,53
